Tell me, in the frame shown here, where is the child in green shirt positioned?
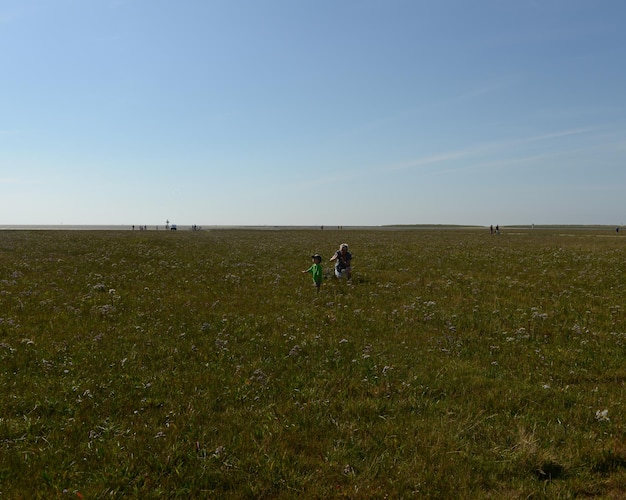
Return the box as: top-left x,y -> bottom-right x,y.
302,254 -> 323,292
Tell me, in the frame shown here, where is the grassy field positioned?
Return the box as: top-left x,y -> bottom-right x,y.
1,228 -> 625,498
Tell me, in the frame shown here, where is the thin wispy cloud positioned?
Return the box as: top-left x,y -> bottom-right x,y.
385,146 -> 489,172
292,127 -> 599,191
427,149 -> 588,178
340,78 -> 516,143
384,127 -> 597,173
507,127 -> 597,147
436,77 -> 520,108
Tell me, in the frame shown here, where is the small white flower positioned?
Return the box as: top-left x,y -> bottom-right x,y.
595,409 -> 610,422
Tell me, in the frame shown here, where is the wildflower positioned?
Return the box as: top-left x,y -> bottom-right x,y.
250,368 -> 267,384
595,409 -> 609,422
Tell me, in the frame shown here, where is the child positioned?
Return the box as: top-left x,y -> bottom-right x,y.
302,254 -> 323,292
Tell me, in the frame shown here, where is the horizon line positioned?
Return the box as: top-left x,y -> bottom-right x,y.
0,223 -> 623,231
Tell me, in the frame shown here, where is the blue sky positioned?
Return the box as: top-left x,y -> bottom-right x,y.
1,0 -> 625,226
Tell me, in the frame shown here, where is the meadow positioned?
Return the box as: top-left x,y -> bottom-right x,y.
0,228 -> 625,498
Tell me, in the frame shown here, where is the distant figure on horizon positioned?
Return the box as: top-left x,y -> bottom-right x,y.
490,225 -> 493,235
330,243 -> 352,279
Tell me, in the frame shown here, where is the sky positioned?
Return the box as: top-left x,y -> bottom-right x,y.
1,0 -> 625,227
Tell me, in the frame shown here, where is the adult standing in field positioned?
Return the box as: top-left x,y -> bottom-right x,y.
330,243 -> 352,279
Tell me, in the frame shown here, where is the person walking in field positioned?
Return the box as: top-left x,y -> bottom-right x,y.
330,243 -> 352,279
302,254 -> 323,292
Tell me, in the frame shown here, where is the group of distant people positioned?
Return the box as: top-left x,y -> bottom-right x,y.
302,243 -> 352,292
489,225 -> 621,234
131,224 -> 201,231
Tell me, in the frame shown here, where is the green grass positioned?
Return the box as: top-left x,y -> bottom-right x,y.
1,228 -> 625,498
